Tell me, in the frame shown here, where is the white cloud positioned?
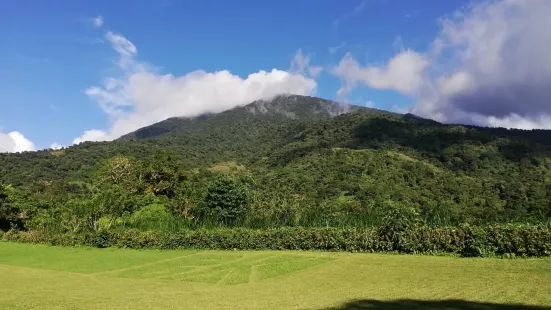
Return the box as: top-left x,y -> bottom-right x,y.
93,15 -> 104,28
411,0 -> 551,129
0,130 -> 35,153
390,105 -> 410,114
332,50 -> 429,99
365,100 -> 375,108
50,143 -> 63,150
74,33 -> 317,144
73,129 -> 112,145
332,0 -> 551,129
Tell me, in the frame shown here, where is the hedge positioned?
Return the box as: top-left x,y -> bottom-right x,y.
2,225 -> 550,258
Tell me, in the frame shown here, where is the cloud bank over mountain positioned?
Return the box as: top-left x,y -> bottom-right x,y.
74,32 -> 317,144
334,0 -> 551,129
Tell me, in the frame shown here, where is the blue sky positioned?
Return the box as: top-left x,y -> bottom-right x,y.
2,0 -> 551,152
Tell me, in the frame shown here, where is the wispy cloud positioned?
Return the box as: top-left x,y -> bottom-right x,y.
104,31 -> 137,69
329,42 -> 347,55
290,49 -> 323,78
333,1 -> 367,34
392,36 -> 404,51
93,15 -> 104,28
77,37 -> 104,45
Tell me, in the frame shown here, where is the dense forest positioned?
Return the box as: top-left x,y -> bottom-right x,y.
1,95 -> 551,235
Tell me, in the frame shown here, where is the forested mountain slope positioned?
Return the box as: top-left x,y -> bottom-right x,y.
1,94 -> 551,227
0,95 -> 381,185
119,95 -> 375,141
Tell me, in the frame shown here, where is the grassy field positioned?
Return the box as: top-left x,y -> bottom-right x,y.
0,242 -> 550,310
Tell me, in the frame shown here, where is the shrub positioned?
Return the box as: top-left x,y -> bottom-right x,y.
128,203 -> 179,231
5,225 -> 550,258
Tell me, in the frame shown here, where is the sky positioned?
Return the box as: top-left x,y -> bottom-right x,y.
2,0 -> 551,152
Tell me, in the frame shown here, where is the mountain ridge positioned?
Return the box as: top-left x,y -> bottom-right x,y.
118,94 -> 386,141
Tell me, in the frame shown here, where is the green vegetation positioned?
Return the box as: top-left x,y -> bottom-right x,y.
0,242 -> 549,309
4,225 -> 550,257
1,95 -> 551,254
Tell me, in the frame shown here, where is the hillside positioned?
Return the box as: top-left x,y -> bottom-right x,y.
0,95 -> 383,186
1,94 -> 551,229
118,95 -> 375,141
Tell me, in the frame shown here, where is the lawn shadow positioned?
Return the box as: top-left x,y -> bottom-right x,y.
322,299 -> 551,310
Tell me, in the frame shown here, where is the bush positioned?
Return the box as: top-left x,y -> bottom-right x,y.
128,203 -> 179,231
4,224 -> 550,258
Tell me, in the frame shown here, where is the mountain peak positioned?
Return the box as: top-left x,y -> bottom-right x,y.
245,94 -> 371,119
119,95 -> 376,141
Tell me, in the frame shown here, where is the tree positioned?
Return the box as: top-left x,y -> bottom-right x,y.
0,184 -> 15,230
59,183 -> 130,232
199,174 -> 251,225
139,151 -> 183,197
95,156 -> 141,194
0,184 -> 28,231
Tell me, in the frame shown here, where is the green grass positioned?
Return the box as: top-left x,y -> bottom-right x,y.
0,242 -> 550,310
0,242 -> 190,273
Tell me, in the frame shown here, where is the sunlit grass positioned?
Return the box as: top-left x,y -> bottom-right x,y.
0,242 -> 550,310
0,242 -> 190,273
111,251 -> 332,284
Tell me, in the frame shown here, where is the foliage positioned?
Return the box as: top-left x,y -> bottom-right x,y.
1,95 -> 551,245
0,184 -> 31,231
138,151 -> 184,197
4,224 -> 550,258
0,184 -> 17,230
199,174 -> 252,225
127,203 -> 179,231
94,155 -> 141,193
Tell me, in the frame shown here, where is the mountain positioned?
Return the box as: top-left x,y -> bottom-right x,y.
1,94 -> 551,225
403,113 -> 441,125
0,95 -> 387,185
118,95 -> 379,141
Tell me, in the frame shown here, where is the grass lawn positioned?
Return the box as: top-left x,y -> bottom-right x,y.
0,242 -> 550,310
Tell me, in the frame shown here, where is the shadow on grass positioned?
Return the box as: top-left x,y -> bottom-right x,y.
323,299 -> 551,310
